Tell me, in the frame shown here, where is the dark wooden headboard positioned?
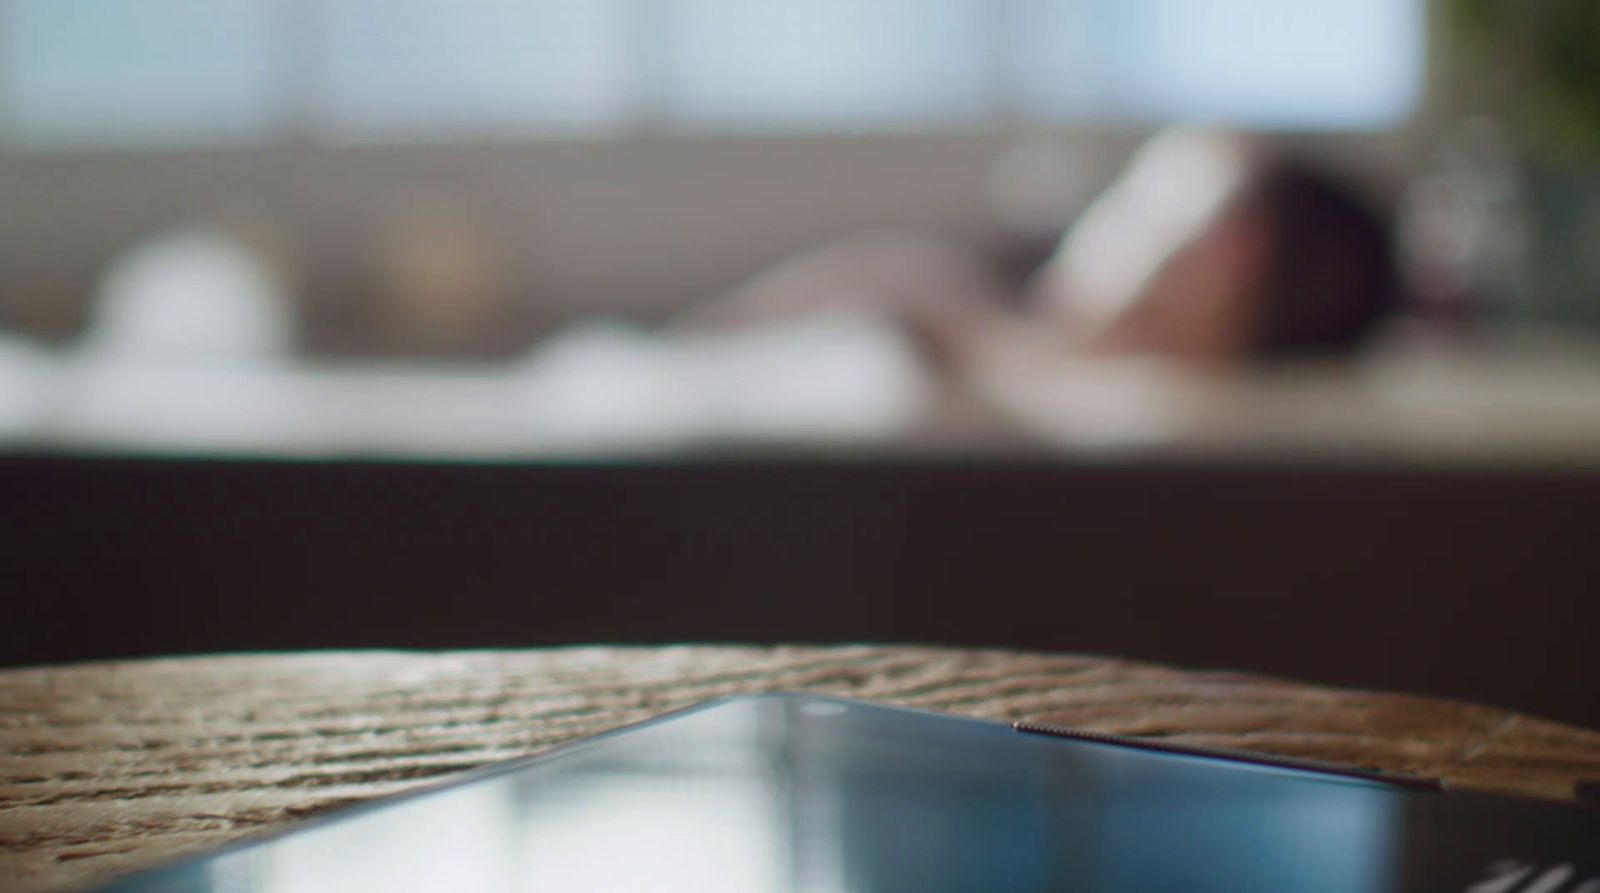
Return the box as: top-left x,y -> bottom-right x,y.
5,454 -> 1597,727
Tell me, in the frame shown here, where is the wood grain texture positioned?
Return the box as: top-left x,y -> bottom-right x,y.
3,646 -> 1599,892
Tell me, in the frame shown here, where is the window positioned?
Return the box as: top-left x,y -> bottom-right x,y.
0,0 -> 1424,148
317,0 -> 633,139
2,0 -> 280,146
663,0 -> 993,130
1008,0 -> 1423,126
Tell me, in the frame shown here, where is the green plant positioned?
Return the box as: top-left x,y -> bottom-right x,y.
1452,0 -> 1600,161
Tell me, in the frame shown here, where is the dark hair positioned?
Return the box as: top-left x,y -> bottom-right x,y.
1248,163 -> 1401,357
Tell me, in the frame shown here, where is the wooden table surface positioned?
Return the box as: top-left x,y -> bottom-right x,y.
3,646 -> 1599,892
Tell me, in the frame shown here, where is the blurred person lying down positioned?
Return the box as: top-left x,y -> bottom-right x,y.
682,128 -> 1401,382
522,127 -> 1401,448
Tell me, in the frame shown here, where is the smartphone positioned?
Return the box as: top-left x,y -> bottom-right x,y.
89,693 -> 1599,892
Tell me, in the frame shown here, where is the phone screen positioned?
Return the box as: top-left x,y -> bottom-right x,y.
96,694 -> 1599,892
